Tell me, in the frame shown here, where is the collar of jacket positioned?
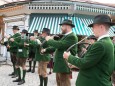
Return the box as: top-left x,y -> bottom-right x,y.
97,34 -> 109,41
61,32 -> 73,40
64,31 -> 72,36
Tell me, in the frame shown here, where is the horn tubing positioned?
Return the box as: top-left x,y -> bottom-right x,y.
66,36 -> 88,52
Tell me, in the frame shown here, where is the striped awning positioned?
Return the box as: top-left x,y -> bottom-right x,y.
29,14 -> 115,36
110,26 -> 115,36
75,17 -> 115,37
29,14 -> 68,34
71,16 -> 93,36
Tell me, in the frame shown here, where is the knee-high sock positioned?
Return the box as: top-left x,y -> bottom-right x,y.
29,61 -> 32,70
43,77 -> 48,86
39,75 -> 43,86
22,70 -> 26,81
13,64 -> 16,74
32,61 -> 36,71
17,68 -> 21,79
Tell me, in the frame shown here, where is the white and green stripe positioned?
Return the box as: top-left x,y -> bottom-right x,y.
29,14 -> 115,36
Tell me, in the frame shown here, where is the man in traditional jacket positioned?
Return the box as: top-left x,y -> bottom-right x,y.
7,26 -> 21,78
27,30 -> 39,73
26,28 -> 51,86
63,15 -> 115,86
37,28 -> 51,86
111,32 -> 115,86
12,29 -> 29,85
43,20 -> 78,86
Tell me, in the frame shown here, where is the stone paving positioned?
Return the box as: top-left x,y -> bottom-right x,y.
0,57 -> 78,86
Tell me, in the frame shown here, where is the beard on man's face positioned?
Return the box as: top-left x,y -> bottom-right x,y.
62,31 -> 66,34
61,28 -> 67,34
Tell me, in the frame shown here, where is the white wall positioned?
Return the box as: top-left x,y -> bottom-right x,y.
1,14 -> 30,58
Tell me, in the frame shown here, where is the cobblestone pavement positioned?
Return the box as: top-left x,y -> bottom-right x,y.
0,60 -> 78,86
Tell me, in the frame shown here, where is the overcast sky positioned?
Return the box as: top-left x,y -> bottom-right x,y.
0,0 -> 115,5
92,0 -> 115,4
0,0 -> 25,5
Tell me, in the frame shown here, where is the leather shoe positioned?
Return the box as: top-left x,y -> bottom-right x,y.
31,70 -> 35,73
26,69 -> 31,72
8,72 -> 14,76
12,74 -> 18,78
13,78 -> 21,82
18,80 -> 25,85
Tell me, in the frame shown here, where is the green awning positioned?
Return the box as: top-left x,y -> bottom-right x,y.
29,14 -> 115,36
77,17 -> 115,37
29,14 -> 68,34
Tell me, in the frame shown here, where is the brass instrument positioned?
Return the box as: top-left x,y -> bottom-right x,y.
40,34 -> 64,55
66,36 -> 88,52
62,36 -> 89,75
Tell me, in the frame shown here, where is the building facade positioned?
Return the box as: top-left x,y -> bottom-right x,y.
0,0 -> 115,56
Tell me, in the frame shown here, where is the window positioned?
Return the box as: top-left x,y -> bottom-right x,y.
40,5 -> 42,9
46,7 -> 48,9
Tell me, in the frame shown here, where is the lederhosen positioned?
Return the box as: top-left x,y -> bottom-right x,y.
16,36 -> 29,66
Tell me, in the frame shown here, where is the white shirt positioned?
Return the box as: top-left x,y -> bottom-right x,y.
97,34 -> 110,41
65,31 -> 72,36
